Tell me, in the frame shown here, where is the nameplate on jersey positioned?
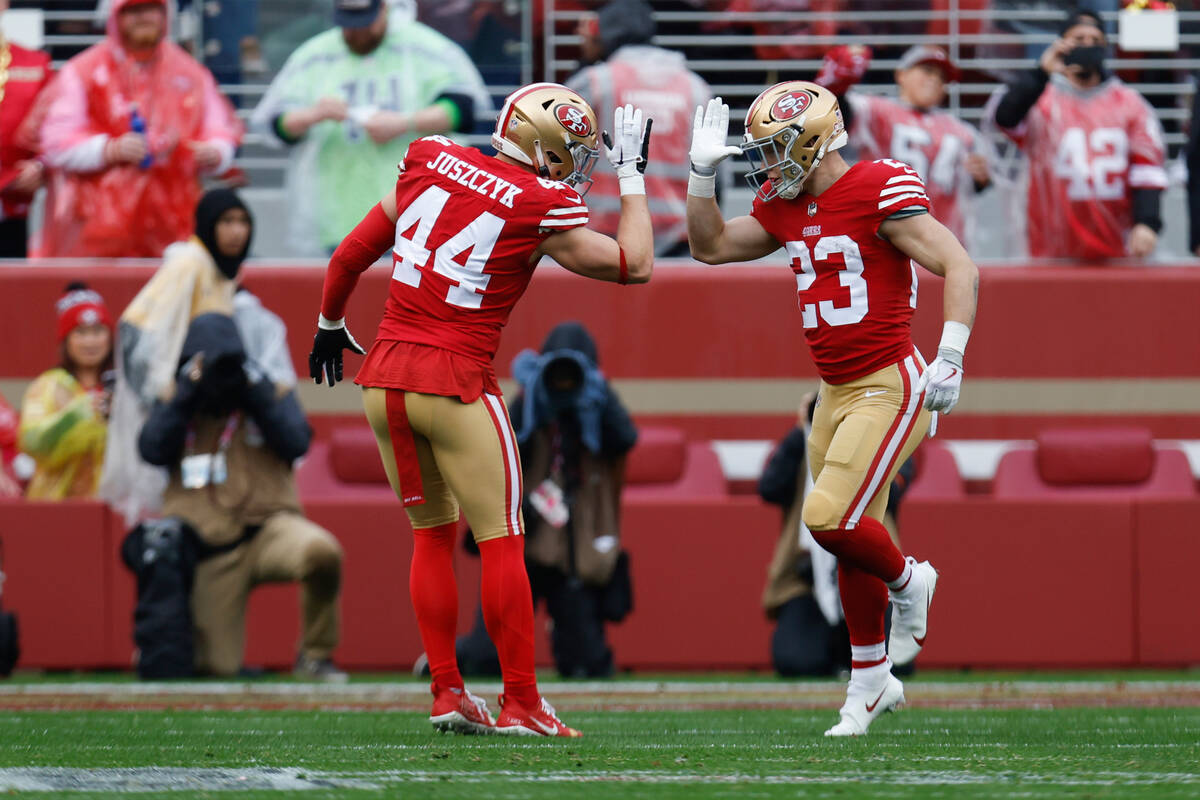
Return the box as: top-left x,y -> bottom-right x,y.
426,150 -> 523,209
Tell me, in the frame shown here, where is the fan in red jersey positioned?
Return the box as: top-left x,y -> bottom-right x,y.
309,83 -> 653,738
990,8 -> 1166,260
815,44 -> 992,249
686,84 -> 978,737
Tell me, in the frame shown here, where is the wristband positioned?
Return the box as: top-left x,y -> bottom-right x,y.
318,314 -> 345,331
618,248 -> 628,285
688,169 -> 716,199
618,174 -> 645,196
938,320 -> 970,357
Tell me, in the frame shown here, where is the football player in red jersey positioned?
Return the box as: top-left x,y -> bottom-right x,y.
308,83 -> 653,738
687,84 -> 978,737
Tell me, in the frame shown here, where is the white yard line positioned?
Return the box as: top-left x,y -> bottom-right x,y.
0,767 -> 1196,792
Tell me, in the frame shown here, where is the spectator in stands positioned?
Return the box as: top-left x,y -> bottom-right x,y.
567,0 -> 710,256
815,45 -> 992,248
136,311 -> 345,680
1188,77 -> 1200,257
456,322 -> 637,678
0,0 -> 52,257
101,189 -> 265,524
991,8 -> 1167,261
36,0 -> 242,258
0,394 -> 23,497
19,283 -> 114,501
249,0 -> 489,256
759,396 -> 913,677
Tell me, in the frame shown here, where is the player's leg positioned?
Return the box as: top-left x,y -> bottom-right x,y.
803,356 -> 930,736
364,388 -> 493,733
425,392 -> 580,737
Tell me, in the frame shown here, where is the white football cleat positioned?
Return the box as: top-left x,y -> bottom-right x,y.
824,672 -> 905,737
888,558 -> 938,666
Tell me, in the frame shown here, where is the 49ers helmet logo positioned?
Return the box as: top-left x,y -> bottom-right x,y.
770,90 -> 811,122
553,103 -> 593,137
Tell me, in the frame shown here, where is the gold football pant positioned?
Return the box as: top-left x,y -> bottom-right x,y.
192,512 -> 343,676
363,387 -> 524,541
803,351 -> 932,532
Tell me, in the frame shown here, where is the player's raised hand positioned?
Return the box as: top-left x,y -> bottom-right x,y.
602,104 -> 652,195
917,351 -> 964,413
689,98 -> 742,174
309,315 -> 365,388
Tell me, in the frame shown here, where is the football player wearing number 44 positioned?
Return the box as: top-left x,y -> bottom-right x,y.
309,83 -> 654,738
686,85 -> 979,737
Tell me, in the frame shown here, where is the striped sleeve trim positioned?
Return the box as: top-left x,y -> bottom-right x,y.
538,217 -> 589,227
543,206 -> 589,216
879,183 -> 926,197
879,192 -> 929,210
1128,164 -> 1168,189
886,174 -> 925,186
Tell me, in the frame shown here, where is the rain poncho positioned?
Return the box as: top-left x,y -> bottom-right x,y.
249,17 -> 490,255
100,243 -> 294,523
19,368 -> 107,501
37,0 -> 242,258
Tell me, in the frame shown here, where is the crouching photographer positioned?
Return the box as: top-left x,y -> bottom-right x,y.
136,313 -> 344,680
454,322 -> 637,678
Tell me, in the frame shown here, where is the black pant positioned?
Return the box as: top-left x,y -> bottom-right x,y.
456,564 -> 614,679
0,219 -> 28,258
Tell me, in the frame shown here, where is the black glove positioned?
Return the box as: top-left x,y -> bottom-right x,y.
309,318 -> 365,388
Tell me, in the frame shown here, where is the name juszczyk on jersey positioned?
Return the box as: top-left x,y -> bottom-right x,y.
426,150 -> 524,209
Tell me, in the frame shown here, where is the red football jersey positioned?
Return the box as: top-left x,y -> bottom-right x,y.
847,94 -> 984,242
997,76 -> 1166,259
751,159 -> 930,384
358,135 -> 588,396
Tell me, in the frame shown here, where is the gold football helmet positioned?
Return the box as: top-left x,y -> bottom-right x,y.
741,80 -> 847,202
492,82 -> 601,192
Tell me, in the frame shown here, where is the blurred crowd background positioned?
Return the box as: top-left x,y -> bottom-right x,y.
1,0 -> 1197,261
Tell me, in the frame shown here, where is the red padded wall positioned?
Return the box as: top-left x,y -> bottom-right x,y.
1133,500 -> 1200,666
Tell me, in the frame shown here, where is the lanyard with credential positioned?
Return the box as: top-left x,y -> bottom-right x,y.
182,413 -> 240,486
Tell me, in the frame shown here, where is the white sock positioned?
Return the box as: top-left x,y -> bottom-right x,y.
850,656 -> 891,687
887,559 -> 915,593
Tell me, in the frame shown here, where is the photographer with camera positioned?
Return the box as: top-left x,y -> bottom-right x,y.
137,312 -> 345,680
19,283 -> 115,501
991,8 -> 1167,261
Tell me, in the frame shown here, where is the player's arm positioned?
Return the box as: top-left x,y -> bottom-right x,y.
540,222 -> 652,284
538,104 -> 654,284
686,98 -> 781,264
879,211 -> 979,413
309,190 -> 398,387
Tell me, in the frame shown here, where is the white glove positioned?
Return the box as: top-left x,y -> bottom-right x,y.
689,98 -> 742,173
917,349 -> 964,413
603,103 -> 651,195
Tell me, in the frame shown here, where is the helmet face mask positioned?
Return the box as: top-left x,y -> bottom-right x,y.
493,83 -> 601,194
740,81 -> 847,203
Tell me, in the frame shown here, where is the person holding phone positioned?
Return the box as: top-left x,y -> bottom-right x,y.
990,8 -> 1167,261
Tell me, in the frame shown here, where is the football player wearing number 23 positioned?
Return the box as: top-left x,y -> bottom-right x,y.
309,83 -> 653,738
687,84 -> 978,737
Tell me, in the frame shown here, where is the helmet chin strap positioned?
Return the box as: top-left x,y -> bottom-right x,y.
533,140 -> 552,179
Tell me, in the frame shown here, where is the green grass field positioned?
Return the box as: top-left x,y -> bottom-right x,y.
1,676 -> 1198,798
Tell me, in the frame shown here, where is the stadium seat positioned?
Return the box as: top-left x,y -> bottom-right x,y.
904,440 -> 966,499
992,427 -> 1196,499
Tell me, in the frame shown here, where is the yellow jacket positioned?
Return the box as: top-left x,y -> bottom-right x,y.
19,368 -> 107,500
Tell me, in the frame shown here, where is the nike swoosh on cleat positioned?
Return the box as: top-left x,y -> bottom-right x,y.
865,687 -> 888,713
913,633 -> 926,647
532,717 -> 558,735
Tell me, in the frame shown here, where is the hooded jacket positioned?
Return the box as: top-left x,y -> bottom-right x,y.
509,322 -> 637,585
138,314 -> 311,546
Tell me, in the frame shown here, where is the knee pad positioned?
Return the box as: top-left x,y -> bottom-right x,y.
801,488 -> 844,532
